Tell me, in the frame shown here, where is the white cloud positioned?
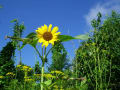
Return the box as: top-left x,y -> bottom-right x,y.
85,0 -> 120,25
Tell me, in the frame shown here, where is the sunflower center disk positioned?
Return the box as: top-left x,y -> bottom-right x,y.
43,32 -> 53,41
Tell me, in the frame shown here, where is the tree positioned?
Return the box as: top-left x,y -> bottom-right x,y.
0,42 -> 15,75
0,42 -> 16,88
48,41 -> 70,71
11,19 -> 25,82
73,11 -> 120,90
11,19 -> 25,64
0,19 -> 25,88
34,61 -> 41,74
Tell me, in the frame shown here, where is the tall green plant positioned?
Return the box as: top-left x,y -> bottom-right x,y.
0,42 -> 16,88
11,19 -> 25,64
74,11 -> 120,90
94,11 -> 120,89
49,41 -> 70,71
34,61 -> 41,74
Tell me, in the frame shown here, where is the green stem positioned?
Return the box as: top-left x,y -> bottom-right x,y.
42,47 -> 43,57
34,46 -> 47,90
94,50 -> 98,90
41,47 -> 46,90
108,58 -> 112,87
44,47 -> 46,56
76,57 -> 78,88
34,47 -> 43,60
45,47 -> 52,57
41,66 -> 44,90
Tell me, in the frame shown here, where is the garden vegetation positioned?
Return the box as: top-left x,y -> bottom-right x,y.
0,11 -> 120,90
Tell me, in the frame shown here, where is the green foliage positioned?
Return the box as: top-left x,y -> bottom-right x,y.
58,35 -> 75,42
4,79 -> 41,90
59,34 -> 89,42
3,11 -> 120,90
10,19 -> 25,64
0,42 -> 15,75
20,32 -> 38,49
34,61 -> 41,74
0,42 -> 16,88
12,19 -> 25,38
74,11 -> 120,90
0,19 -> 25,89
49,41 -> 70,71
11,19 -> 25,46
16,64 -> 25,82
74,34 -> 89,40
79,77 -> 88,90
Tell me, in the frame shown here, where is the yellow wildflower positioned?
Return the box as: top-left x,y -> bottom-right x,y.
43,74 -> 55,78
51,70 -> 64,75
28,68 -> 33,72
36,24 -> 61,47
22,65 -> 31,72
34,74 -> 41,80
6,72 -> 15,76
22,66 -> 29,69
0,76 -> 4,79
25,78 -> 34,82
16,64 -> 21,68
34,74 -> 41,76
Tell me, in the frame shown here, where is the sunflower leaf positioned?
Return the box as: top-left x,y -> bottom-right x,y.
74,34 -> 89,40
58,34 -> 89,42
26,32 -> 36,38
20,32 -> 38,49
58,35 -> 75,42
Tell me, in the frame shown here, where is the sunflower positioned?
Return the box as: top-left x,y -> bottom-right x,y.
36,24 -> 61,47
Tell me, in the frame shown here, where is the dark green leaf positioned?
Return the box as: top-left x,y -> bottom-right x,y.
26,32 -> 36,38
20,32 -> 38,49
20,24 -> 25,30
58,35 -> 75,42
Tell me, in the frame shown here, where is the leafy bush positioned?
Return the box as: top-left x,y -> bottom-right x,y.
73,11 -> 120,90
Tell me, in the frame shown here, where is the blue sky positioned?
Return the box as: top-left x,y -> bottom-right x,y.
0,0 -> 120,68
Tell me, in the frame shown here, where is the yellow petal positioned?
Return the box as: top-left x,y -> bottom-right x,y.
36,30 -> 40,34
41,26 -> 44,29
38,38 -> 44,43
54,32 -> 61,36
53,35 -> 57,39
38,27 -> 42,30
49,40 -> 55,45
42,44 -> 44,47
42,41 -> 49,47
51,26 -> 58,34
37,34 -> 42,38
48,24 -> 52,32
36,28 -> 44,35
44,24 -> 48,30
54,38 -> 58,41
41,26 -> 47,33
